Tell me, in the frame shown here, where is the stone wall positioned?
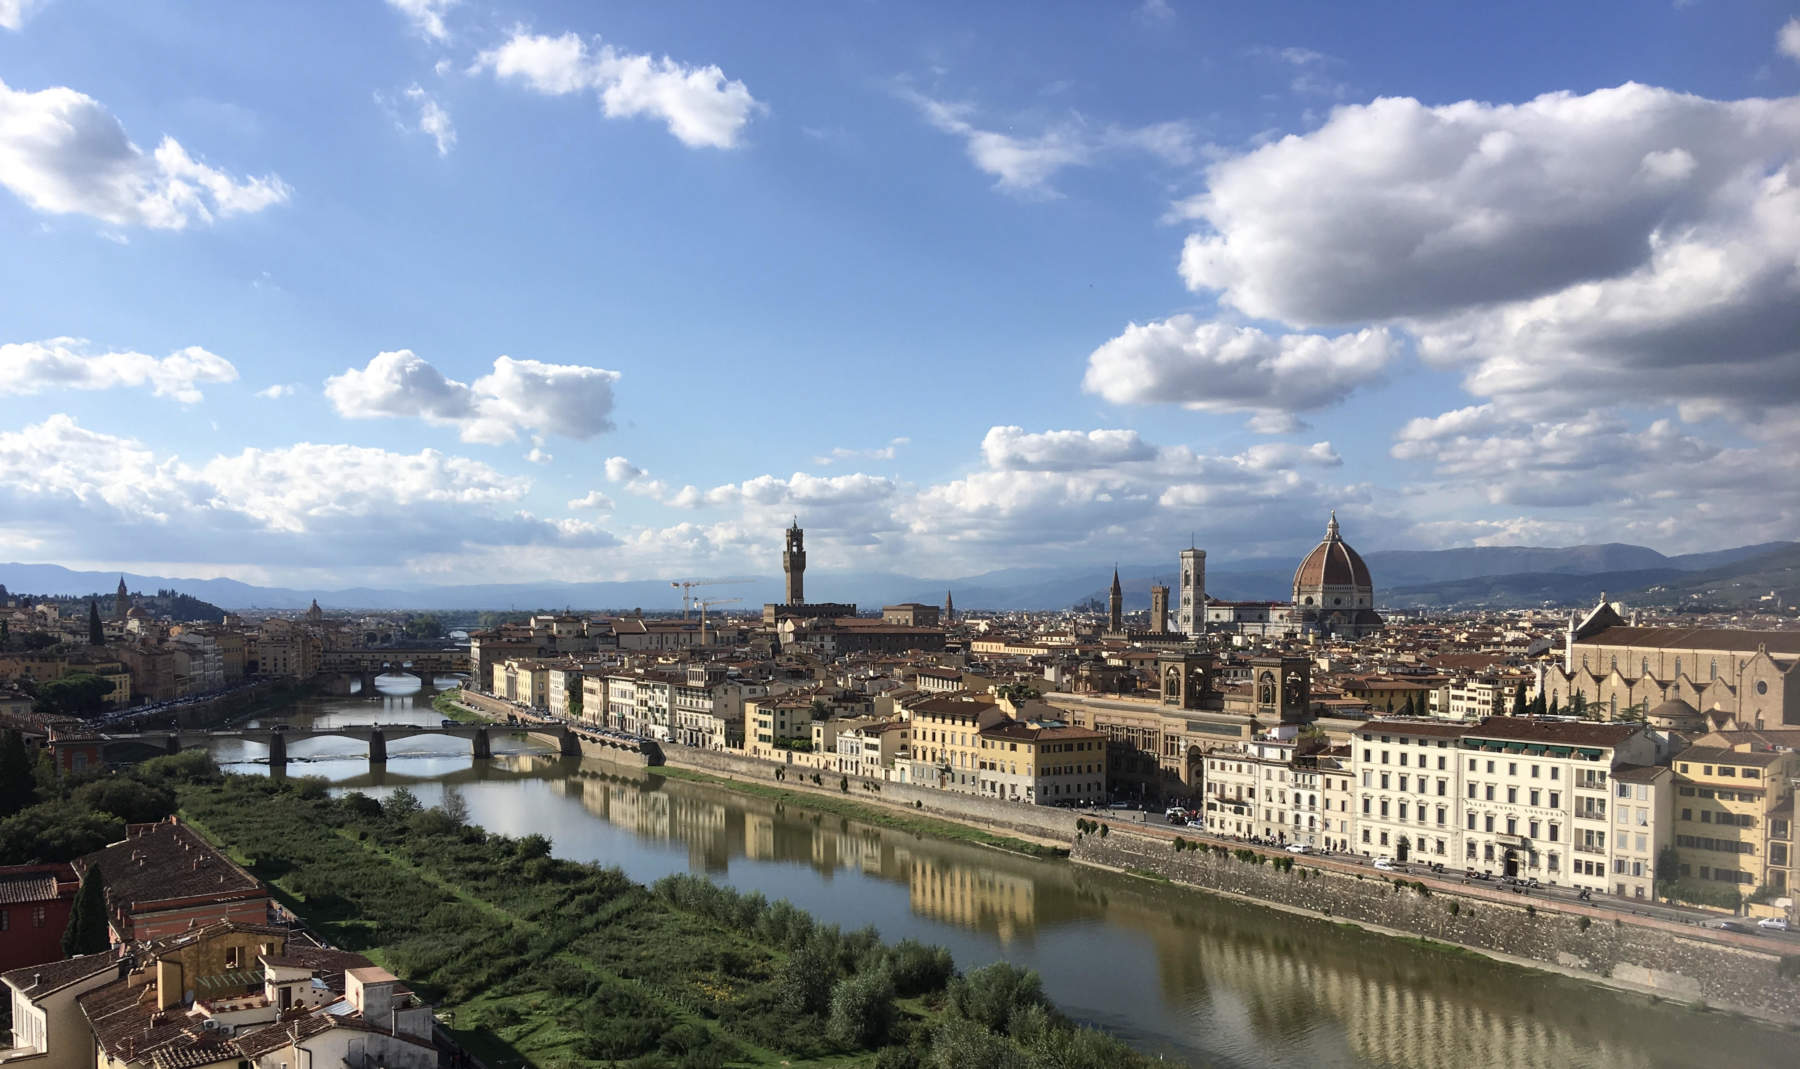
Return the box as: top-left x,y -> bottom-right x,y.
660,747 -> 1080,843
1072,828 -> 1800,1022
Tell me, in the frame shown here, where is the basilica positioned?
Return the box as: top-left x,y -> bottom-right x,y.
1177,512 -> 1384,641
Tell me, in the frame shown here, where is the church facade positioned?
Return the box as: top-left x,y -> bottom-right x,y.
1536,599 -> 1800,729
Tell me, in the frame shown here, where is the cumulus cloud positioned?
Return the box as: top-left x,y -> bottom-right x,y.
1387,405 -> 1800,547
981,426 -> 1156,471
473,29 -> 763,149
386,0 -> 456,42
1162,83 -> 1800,421
0,415 -> 618,568
604,456 -> 644,482
1781,18 -> 1800,63
1083,317 -> 1396,429
0,76 -> 289,228
0,337 -> 237,402
256,383 -> 296,400
324,350 -> 620,444
902,89 -> 1198,197
0,0 -> 45,32
568,489 -> 614,511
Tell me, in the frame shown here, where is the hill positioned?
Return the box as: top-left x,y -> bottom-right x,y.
2,539 -> 1794,613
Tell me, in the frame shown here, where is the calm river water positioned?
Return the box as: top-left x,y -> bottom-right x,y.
209,678 -> 1793,1068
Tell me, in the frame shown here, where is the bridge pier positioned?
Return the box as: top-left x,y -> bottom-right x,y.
557,727 -> 580,757
369,729 -> 387,763
472,728 -> 491,760
268,732 -> 287,766
165,733 -> 180,755
359,672 -> 378,696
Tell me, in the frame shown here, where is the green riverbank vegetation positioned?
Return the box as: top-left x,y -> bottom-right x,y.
174,769 -> 1158,1069
430,688 -> 492,723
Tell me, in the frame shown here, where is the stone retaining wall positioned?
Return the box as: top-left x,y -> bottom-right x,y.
1073,828 -> 1800,1022
661,747 -> 1079,843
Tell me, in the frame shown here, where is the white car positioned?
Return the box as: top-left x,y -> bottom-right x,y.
1373,856 -> 1397,871
1756,917 -> 1791,932
1285,843 -> 1312,854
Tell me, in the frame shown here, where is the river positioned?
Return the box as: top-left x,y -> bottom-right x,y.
209,679 -> 1793,1068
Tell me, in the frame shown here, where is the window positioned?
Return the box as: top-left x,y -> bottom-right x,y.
32,906 -> 46,928
1549,792 -> 1560,808
1467,812 -> 1477,829
1484,815 -> 1495,833
1507,787 -> 1518,804
1530,789 -> 1541,807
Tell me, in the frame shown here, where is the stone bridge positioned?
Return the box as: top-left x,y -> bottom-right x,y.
314,647 -> 469,690
56,721 -> 577,765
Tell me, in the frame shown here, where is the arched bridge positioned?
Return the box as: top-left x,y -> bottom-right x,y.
317,646 -> 468,680
56,721 -> 584,765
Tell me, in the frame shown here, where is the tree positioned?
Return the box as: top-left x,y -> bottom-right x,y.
0,730 -> 34,817
1547,694 -> 1561,717
828,966 -> 897,1048
778,938 -> 837,1016
61,866 -> 110,956
34,674 -> 112,717
88,601 -> 104,646
402,614 -> 443,640
1511,682 -> 1527,717
1570,692 -> 1588,719
385,787 -> 423,820
439,785 -> 470,827
1655,846 -> 1681,898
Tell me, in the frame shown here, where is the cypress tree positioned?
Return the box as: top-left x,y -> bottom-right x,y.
62,866 -> 111,956
1548,694 -> 1561,717
0,730 -> 32,816
1511,682 -> 1528,717
88,601 -> 105,646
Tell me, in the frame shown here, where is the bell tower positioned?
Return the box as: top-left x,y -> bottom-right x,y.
1108,567 -> 1123,633
783,519 -> 806,605
1177,546 -> 1206,637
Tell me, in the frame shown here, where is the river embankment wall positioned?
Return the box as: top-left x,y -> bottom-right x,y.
1073,827 -> 1800,1023
659,747 -> 1079,844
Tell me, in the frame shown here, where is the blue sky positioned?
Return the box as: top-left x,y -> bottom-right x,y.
2,0 -> 1798,588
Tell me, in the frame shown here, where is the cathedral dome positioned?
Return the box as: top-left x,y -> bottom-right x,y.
1293,512 -> 1372,597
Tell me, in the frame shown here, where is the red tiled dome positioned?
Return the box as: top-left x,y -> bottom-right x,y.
1293,512 -> 1372,591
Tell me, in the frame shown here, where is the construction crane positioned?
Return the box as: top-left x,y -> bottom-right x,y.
668,576 -> 754,618
696,597 -> 741,646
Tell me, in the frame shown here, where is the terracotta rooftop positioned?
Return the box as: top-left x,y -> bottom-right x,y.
1575,625 -> 1800,656
1463,718 -> 1645,748
1676,746 -> 1791,769
81,820 -> 263,915
1,950 -> 116,997
0,864 -> 70,905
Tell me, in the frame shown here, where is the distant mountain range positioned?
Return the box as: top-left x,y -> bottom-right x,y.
1,541 -> 1793,614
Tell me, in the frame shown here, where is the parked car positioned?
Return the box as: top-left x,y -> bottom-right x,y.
1756,917 -> 1791,932
1373,856 -> 1397,871
1713,920 -> 1756,934
1286,843 -> 1312,854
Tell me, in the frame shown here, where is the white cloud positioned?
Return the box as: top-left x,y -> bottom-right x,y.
0,337 -> 237,402
386,0 -> 456,42
255,383 -> 297,400
525,447 -> 553,464
1780,17 -> 1800,63
0,0 -> 45,32
1083,317 -> 1396,429
0,415 -> 623,569
813,437 -> 909,465
473,29 -> 763,149
324,350 -> 620,444
604,456 -> 644,482
0,76 -> 288,228
1136,0 -> 1175,25
981,426 -> 1156,471
404,85 -> 456,155
902,89 -> 1198,197
1168,83 -> 1800,418
568,490 -> 614,511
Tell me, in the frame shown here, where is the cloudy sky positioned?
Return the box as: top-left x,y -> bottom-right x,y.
2,1 -> 1798,589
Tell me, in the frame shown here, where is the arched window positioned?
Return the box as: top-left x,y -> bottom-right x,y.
1710,658 -> 1717,680
1641,657 -> 1650,677
1674,657 -> 1682,679
1610,656 -> 1617,674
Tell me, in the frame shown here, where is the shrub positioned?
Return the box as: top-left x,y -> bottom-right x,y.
1447,901 -> 1460,916
946,962 -> 1048,1035
887,939 -> 955,997
827,965 -> 897,1048
1579,916 -> 1592,931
